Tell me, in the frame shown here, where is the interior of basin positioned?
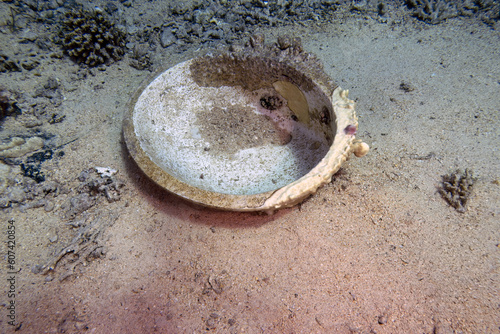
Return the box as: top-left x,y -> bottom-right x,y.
133,56 -> 336,195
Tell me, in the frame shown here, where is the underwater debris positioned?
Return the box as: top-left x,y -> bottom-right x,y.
36,169 -> 125,279
124,34 -> 369,211
63,168 -> 125,219
58,9 -> 126,67
39,210 -> 119,280
439,168 -> 475,213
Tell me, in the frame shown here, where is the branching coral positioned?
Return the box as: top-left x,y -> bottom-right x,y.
439,169 -> 475,213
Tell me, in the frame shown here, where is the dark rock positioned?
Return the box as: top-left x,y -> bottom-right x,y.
66,193 -> 96,219
378,314 -> 388,324
21,60 -> 40,71
78,169 -> 91,182
190,23 -> 203,37
277,35 -> 292,50
174,24 -> 189,39
0,88 -> 22,120
130,43 -> 152,71
21,163 -> 45,183
26,149 -> 53,164
0,54 -> 21,73
249,34 -> 265,48
160,28 -> 176,48
204,29 -> 223,39
8,187 -> 26,203
44,200 -> 55,212
35,36 -> 53,51
105,2 -> 119,14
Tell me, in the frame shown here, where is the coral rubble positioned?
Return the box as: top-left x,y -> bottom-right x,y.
406,0 -> 458,24
406,0 -> 500,25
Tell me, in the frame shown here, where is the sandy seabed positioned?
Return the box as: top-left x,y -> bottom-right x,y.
0,2 -> 499,333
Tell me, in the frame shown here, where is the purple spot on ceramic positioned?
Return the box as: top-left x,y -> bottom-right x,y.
344,125 -> 357,135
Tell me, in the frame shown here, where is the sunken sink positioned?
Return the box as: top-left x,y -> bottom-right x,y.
123,36 -> 369,212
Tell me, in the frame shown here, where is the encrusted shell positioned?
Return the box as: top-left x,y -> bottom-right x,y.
123,37 -> 368,212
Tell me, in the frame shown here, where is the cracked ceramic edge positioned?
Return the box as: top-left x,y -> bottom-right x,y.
257,87 -> 368,213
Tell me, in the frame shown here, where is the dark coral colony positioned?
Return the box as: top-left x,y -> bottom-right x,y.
59,9 -> 126,68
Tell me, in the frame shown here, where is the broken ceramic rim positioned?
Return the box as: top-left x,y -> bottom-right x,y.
123,53 -> 368,213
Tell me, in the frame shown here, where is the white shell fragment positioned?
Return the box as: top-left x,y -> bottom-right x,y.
95,167 -> 117,177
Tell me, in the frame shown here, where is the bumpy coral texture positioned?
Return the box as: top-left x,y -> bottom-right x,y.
439,169 -> 475,213
60,10 -> 126,67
